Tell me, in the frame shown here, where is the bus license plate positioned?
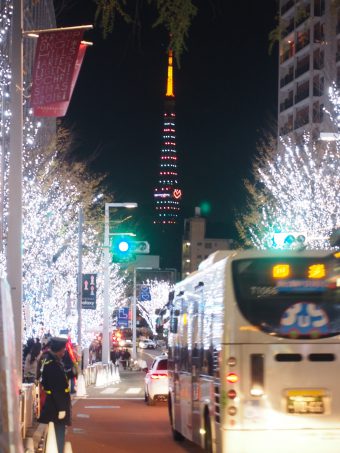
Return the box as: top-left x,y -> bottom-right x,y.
287,390 -> 325,414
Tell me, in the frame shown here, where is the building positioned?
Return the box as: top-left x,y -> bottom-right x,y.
278,0 -> 340,142
153,49 -> 182,224
181,208 -> 234,278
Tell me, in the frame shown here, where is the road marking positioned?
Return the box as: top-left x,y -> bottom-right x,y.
100,388 -> 119,395
76,413 -> 90,418
83,397 -> 145,400
125,387 -> 142,394
84,405 -> 120,409
72,428 -> 86,434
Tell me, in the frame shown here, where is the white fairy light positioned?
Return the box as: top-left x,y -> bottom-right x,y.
137,280 -> 173,334
238,86 -> 340,250
0,2 -> 128,345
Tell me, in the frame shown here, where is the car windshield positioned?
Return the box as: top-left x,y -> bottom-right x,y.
156,359 -> 167,370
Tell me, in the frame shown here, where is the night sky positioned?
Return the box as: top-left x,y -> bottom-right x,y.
55,0 -> 278,270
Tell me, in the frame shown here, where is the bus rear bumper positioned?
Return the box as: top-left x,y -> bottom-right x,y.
222,428 -> 340,453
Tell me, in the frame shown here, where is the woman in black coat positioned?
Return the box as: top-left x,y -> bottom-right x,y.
38,337 -> 71,453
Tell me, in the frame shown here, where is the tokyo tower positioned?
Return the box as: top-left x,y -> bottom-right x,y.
153,49 -> 182,224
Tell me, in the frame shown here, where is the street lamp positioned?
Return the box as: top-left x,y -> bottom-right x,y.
102,202 -> 137,364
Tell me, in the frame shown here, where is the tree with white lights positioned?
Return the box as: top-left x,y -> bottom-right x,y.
237,86 -> 340,249
21,129 -> 128,345
0,1 -> 128,345
137,280 -> 173,335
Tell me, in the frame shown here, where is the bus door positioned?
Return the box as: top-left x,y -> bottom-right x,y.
191,345 -> 201,445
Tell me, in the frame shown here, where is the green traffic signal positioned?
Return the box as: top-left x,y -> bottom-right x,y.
111,234 -> 136,262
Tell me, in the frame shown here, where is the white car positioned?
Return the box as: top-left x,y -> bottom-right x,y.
144,355 -> 168,405
139,339 -> 156,349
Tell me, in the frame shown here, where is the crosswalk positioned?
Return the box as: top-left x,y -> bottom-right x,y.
99,386 -> 142,395
82,386 -> 145,399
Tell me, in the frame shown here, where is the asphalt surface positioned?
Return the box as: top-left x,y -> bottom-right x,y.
66,350 -> 203,452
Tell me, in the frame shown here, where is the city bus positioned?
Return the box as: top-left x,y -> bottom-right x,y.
167,249 -> 340,453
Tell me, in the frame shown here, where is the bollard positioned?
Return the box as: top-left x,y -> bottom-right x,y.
63,441 -> 73,453
114,364 -> 121,383
45,422 -> 58,453
95,368 -> 104,387
76,373 -> 87,397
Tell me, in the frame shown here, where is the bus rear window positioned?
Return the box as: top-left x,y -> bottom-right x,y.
232,257 -> 340,339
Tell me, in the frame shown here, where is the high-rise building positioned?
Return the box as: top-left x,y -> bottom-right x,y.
278,0 -> 340,141
181,208 -> 234,278
153,49 -> 182,224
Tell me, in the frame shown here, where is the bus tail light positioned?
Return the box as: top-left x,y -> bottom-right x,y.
226,372 -> 239,384
227,357 -> 237,367
227,406 -> 237,416
227,389 -> 237,399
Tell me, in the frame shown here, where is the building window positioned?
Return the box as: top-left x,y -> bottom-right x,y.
205,243 -> 212,249
197,255 -> 202,259
197,242 -> 202,246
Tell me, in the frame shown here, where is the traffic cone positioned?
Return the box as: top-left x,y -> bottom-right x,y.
63,441 -> 73,453
76,373 -> 87,397
45,422 -> 58,453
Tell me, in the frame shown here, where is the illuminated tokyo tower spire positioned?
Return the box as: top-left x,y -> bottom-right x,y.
153,49 -> 182,224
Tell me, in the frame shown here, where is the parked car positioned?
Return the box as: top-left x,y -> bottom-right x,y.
144,355 -> 168,405
139,339 -> 156,349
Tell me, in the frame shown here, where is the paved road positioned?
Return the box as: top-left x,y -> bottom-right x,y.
67,357 -> 203,453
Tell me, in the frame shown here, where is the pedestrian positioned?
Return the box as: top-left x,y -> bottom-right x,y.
22,337 -> 35,379
24,342 -> 41,383
121,349 -> 131,370
63,342 -> 78,394
38,337 -> 71,453
110,348 -> 119,366
36,339 -> 51,413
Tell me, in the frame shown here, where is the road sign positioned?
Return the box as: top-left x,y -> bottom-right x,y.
138,285 -> 151,301
134,241 -> 150,254
82,273 -> 97,309
117,307 -> 129,328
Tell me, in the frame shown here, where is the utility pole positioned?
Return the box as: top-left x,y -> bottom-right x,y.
8,0 -> 23,382
132,267 -> 137,360
102,202 -> 138,364
77,207 -> 83,348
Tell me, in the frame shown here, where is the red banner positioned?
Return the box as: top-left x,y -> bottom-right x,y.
31,29 -> 85,117
33,43 -> 87,117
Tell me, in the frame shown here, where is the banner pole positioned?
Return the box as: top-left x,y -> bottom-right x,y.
8,0 -> 23,385
77,207 -> 83,348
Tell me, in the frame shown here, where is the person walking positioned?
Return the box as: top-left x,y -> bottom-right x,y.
38,337 -> 71,453
23,342 -> 41,383
121,349 -> 131,370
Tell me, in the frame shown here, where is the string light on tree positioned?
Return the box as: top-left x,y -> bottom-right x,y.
137,279 -> 173,334
237,86 -> 340,249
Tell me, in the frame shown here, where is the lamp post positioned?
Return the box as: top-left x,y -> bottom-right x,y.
102,202 -> 137,364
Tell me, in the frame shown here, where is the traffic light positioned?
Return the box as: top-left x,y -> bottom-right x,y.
111,234 -> 136,262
